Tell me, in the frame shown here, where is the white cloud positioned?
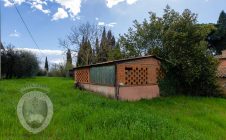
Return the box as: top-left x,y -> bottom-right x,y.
3,0 -> 25,7
106,0 -> 139,8
126,0 -> 138,5
107,22 -> 117,27
98,22 -> 105,26
3,0 -> 81,20
9,30 -> 20,37
54,0 -> 81,18
31,2 -> 51,14
15,48 -> 65,66
15,48 -> 64,55
52,8 -> 68,21
98,21 -> 117,27
15,48 -> 77,66
106,0 -> 124,8
95,17 -> 99,21
50,58 -> 64,64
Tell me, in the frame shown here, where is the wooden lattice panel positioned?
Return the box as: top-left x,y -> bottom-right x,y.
125,66 -> 148,85
75,68 -> 90,83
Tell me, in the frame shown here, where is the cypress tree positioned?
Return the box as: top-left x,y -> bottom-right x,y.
100,27 -> 108,62
218,11 -> 226,26
95,37 -> 100,63
76,37 -> 84,67
65,49 -> 73,77
76,36 -> 93,66
209,10 -> 226,54
44,56 -> 49,76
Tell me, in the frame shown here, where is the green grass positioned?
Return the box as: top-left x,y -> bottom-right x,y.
1,77 -> 226,140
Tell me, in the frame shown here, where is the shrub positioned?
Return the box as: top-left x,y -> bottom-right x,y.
1,45 -> 39,78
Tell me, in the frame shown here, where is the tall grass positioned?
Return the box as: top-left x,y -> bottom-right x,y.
1,77 -> 226,140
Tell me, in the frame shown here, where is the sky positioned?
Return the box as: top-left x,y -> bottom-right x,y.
1,0 -> 226,67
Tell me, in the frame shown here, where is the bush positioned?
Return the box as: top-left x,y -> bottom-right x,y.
37,69 -> 46,76
1,45 -> 39,78
48,63 -> 66,77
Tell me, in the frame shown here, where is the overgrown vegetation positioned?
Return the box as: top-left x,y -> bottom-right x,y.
1,45 -> 39,78
1,77 -> 226,140
208,10 -> 226,54
120,6 -> 220,96
59,23 -> 122,67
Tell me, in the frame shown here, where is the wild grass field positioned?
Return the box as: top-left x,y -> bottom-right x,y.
1,77 -> 226,140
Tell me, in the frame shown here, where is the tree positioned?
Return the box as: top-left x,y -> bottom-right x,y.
98,28 -> 116,62
1,44 -> 39,78
76,36 -> 93,67
107,30 -> 116,50
107,30 -> 116,60
208,10 -> 226,54
59,22 -> 102,56
65,49 -> 73,77
94,37 -> 100,63
218,11 -> 226,25
108,42 -> 123,60
44,56 -> 49,75
99,27 -> 108,62
120,6 -> 220,96
59,22 -> 103,66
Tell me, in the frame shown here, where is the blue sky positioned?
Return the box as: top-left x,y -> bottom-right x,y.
1,0 -> 226,66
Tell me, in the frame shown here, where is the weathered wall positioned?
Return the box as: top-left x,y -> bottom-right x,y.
74,57 -> 161,101
117,57 -> 161,86
74,68 -> 90,83
81,84 -> 116,98
116,57 -> 160,101
217,59 -> 226,77
90,65 -> 115,85
119,85 -> 159,101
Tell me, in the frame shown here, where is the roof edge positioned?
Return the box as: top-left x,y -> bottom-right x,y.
73,55 -> 162,70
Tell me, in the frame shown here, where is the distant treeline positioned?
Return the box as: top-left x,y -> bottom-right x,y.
1,45 -> 39,79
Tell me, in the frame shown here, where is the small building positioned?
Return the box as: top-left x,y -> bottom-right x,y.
73,55 -> 161,101
216,50 -> 226,77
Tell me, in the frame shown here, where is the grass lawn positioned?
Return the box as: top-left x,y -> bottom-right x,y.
1,77 -> 226,140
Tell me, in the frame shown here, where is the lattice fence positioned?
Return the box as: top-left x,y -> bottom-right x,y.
125,66 -> 148,85
75,68 -> 89,83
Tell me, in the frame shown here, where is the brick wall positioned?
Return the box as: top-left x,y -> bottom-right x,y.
117,57 -> 160,86
75,68 -> 90,83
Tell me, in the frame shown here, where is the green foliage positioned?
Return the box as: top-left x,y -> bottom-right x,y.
65,49 -> 73,77
94,37 -> 100,63
48,63 -> 66,77
208,10 -> 226,54
98,27 -> 109,62
108,42 -> 123,60
1,45 -> 39,78
120,6 -> 220,96
1,77 -> 226,139
61,23 -> 122,66
77,36 -> 93,67
44,57 -> 49,72
96,28 -> 119,63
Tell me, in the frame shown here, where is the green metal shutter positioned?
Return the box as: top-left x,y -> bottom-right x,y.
90,65 -> 115,85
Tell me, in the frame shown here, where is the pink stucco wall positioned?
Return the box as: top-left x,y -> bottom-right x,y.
81,84 -> 116,98
118,85 -> 159,101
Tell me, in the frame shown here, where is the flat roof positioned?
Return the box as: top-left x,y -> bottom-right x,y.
74,55 -> 162,70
